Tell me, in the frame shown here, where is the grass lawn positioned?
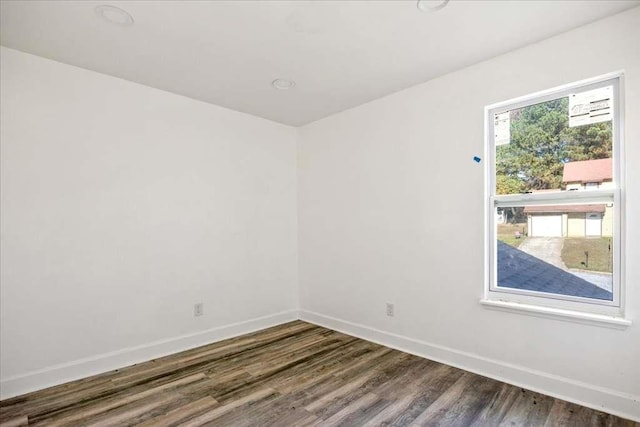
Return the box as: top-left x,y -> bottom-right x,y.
562,237 -> 613,273
497,223 -> 527,248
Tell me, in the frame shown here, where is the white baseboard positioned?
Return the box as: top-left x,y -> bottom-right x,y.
299,309 -> 640,423
4,308 -> 638,422
0,310 -> 298,400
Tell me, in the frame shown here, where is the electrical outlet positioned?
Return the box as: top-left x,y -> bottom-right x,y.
386,303 -> 394,317
194,303 -> 203,317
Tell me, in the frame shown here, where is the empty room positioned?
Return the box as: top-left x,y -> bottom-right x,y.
1,0 -> 639,425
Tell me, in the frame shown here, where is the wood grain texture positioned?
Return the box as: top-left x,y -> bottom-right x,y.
0,320 -> 636,426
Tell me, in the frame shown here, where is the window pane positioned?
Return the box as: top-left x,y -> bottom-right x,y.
496,203 -> 614,301
495,89 -> 613,195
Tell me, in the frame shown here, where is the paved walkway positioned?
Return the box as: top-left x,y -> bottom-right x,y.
517,237 -> 567,269
571,270 -> 613,292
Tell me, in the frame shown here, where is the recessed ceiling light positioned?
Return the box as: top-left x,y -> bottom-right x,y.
417,0 -> 450,12
95,5 -> 134,26
271,79 -> 296,90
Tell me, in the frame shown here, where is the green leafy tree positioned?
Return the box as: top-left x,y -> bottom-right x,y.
496,98 -> 612,195
561,120 -> 612,161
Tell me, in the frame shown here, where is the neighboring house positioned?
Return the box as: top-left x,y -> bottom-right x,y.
563,158 -> 613,191
524,158 -> 613,237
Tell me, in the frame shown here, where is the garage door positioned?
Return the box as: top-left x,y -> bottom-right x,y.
586,213 -> 602,236
530,215 -> 562,237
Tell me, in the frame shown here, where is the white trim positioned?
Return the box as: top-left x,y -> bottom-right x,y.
485,71 -> 624,112
484,72 -> 624,312
3,309 -> 638,421
479,299 -> 630,329
0,310 -> 298,400
493,189 -> 614,207
299,309 -> 640,423
487,281 -> 620,311
615,72 -> 627,318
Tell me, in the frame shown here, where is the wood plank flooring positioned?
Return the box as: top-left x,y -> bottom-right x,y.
0,320 -> 636,426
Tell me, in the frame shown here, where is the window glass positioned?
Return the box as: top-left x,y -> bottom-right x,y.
495,204 -> 614,301
488,77 -> 620,310
495,90 -> 613,196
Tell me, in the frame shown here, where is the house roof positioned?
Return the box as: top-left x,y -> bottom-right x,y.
523,204 -> 606,214
497,241 -> 612,300
562,158 -> 612,183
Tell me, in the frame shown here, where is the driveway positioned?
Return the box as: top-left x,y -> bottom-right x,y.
517,237 -> 567,269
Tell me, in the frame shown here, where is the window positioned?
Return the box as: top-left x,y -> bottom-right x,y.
585,182 -> 599,190
483,73 -> 627,323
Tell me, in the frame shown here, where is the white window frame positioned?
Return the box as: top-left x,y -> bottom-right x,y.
481,72 -> 629,326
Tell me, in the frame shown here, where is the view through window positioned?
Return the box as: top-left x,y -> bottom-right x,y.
488,78 -> 620,306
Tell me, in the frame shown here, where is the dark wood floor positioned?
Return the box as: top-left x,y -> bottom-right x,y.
0,321 -> 636,426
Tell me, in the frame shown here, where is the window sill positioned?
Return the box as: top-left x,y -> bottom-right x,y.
480,299 -> 631,329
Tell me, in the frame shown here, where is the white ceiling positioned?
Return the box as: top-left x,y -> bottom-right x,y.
1,0 -> 638,126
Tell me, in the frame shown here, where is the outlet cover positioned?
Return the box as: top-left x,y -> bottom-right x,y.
194,303 -> 204,317
386,303 -> 394,317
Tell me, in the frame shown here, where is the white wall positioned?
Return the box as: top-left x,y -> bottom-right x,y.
2,6 -> 639,419
0,47 -> 298,397
298,7 -> 640,420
